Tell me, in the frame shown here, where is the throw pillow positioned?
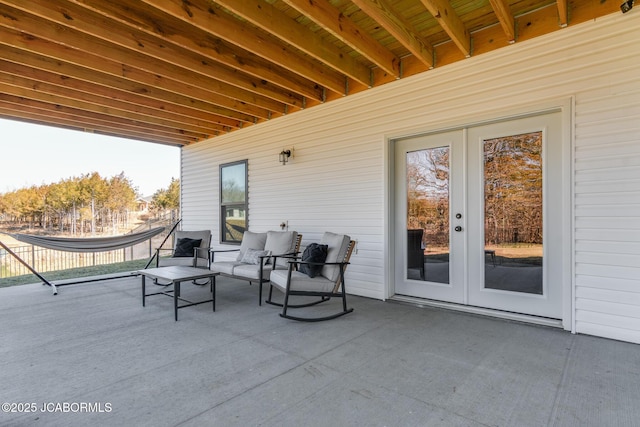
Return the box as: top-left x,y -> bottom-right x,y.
240,248 -> 270,265
172,238 -> 202,257
236,231 -> 268,261
299,243 -> 328,278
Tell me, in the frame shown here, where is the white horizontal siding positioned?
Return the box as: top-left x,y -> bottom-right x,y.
577,241 -> 640,256
576,275 -> 640,293
569,13 -> 640,343
183,12 -> 640,342
576,287 -> 640,307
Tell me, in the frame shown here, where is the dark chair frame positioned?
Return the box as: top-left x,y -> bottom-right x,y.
407,229 -> 425,280
266,240 -> 355,322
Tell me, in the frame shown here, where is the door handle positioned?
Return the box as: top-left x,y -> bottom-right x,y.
455,226 -> 462,232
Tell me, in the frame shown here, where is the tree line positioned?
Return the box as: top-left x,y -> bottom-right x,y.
483,133 -> 542,245
0,173 -> 179,235
407,147 -> 450,248
407,131 -> 543,248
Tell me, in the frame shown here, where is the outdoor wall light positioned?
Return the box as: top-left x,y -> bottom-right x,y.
279,149 -> 292,165
621,0 -> 634,13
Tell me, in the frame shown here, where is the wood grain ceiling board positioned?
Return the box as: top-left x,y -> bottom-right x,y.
0,0 -> 620,146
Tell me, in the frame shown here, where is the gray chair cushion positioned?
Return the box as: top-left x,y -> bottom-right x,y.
320,232 -> 351,282
265,231 -> 297,254
265,231 -> 299,266
270,269 -> 336,293
236,231 -> 268,261
264,231 -> 298,267
210,261 -> 242,275
232,263 -> 273,280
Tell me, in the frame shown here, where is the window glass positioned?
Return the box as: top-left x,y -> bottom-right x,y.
220,160 -> 247,243
406,147 -> 450,283
484,132 -> 543,294
221,162 -> 246,204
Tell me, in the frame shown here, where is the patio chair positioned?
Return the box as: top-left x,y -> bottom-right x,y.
156,230 -> 212,269
266,232 -> 355,322
210,230 -> 302,305
154,230 -> 212,285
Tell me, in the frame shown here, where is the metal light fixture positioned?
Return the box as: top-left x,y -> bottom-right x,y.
279,149 -> 291,165
621,0 -> 634,13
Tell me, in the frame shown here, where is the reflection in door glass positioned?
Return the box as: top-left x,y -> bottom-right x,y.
406,147 -> 449,284
484,132 -> 543,294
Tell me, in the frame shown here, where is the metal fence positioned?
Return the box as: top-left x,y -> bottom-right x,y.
0,220 -> 175,279
0,239 -> 164,279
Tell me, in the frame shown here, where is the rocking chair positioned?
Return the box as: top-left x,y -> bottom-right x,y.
267,232 -> 355,322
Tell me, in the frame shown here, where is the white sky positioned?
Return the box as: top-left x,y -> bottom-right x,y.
0,118 -> 180,197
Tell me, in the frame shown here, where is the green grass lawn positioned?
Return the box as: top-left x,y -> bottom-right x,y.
0,258 -> 150,287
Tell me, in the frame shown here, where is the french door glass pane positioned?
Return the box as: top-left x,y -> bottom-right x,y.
483,132 -> 543,294
406,147 -> 450,284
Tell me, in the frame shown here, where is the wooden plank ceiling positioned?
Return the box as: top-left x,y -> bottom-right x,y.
0,0 -> 620,146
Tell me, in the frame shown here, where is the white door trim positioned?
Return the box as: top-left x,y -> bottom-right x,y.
384,98 -> 574,330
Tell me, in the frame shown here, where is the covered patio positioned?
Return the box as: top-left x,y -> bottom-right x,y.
2,2 -> 640,424
2,276 -> 639,426
1,0 -> 640,344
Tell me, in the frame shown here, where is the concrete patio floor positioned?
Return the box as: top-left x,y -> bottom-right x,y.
1,275 -> 639,427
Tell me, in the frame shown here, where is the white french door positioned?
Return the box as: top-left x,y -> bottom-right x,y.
394,111 -> 564,319
394,129 -> 466,304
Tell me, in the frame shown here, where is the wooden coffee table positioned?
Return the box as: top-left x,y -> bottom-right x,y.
139,266 -> 219,320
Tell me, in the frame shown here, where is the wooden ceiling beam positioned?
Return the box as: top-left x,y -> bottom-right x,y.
1,46 -> 244,131
47,0 -> 301,110
0,92 -> 189,135
69,0 -> 324,102
488,0 -> 515,43
282,0 -> 400,78
0,102 -> 202,144
0,75 -> 215,139
1,59 -> 233,134
557,0 -> 568,27
215,0 -> 371,87
0,0 -> 620,147
141,0 -> 347,95
0,0 -> 295,112
0,108 -> 191,146
352,0 -> 435,69
418,0 -> 471,57
0,95 -> 202,145
0,25 -> 264,124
